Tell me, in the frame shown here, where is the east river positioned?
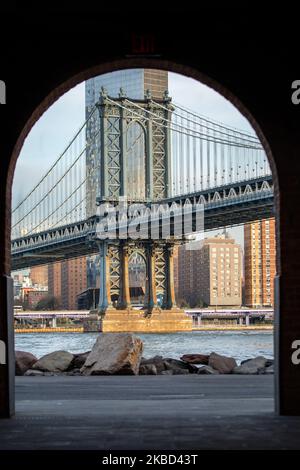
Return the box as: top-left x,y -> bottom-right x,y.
15,330 -> 273,363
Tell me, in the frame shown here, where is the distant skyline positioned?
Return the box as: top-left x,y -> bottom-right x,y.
12,70 -> 255,247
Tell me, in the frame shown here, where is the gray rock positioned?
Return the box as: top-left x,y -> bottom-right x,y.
33,350 -> 74,372
81,333 -> 143,376
265,359 -> 274,367
233,356 -> 269,375
69,351 -> 90,370
139,364 -> 157,375
264,364 -> 274,374
197,365 -> 220,375
24,369 -> 45,376
208,352 -> 237,374
15,350 -> 38,376
160,370 -> 174,375
140,356 -> 166,373
240,358 -> 253,365
241,356 -> 273,366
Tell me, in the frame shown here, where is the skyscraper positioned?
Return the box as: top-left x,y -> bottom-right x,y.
85,69 -> 168,108
244,218 -> 276,307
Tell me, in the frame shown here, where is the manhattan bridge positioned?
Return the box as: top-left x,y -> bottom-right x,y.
11,88 -> 273,331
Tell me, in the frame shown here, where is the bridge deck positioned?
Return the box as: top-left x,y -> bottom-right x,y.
1,375 -> 300,450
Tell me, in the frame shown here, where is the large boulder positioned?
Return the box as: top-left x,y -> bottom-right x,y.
15,350 -> 38,376
33,350 -> 74,372
233,356 -> 269,375
208,352 -> 237,374
81,333 -> 143,376
180,354 -> 209,365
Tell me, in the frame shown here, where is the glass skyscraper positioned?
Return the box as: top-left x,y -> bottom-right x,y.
86,69 -> 168,108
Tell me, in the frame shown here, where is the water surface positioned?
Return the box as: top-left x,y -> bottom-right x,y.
15,330 -> 274,364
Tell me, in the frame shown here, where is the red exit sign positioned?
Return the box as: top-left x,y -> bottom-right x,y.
131,33 -> 156,55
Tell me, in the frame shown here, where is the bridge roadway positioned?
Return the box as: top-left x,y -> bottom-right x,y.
11,176 -> 274,270
0,375 -> 300,450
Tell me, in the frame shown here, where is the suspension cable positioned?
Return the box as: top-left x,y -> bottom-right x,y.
125,97 -> 260,147
150,99 -> 259,144
12,105 -> 97,214
106,97 -> 262,150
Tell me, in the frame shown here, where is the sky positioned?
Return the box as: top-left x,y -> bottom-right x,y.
12,71 -> 256,248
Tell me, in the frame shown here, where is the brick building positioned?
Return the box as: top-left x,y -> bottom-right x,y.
48,257 -> 87,310
177,234 -> 242,307
61,257 -> 87,310
22,288 -> 48,309
48,262 -> 62,306
144,69 -> 168,99
244,218 -> 276,307
30,265 -> 48,287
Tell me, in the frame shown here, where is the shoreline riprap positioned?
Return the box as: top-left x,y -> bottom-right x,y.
15,332 -> 274,377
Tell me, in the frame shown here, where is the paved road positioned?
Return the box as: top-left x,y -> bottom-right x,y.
0,375 -> 299,449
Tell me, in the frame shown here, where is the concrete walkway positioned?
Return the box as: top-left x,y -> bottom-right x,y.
0,375 -> 300,450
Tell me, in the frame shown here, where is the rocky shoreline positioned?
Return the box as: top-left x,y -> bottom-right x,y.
15,333 -> 274,377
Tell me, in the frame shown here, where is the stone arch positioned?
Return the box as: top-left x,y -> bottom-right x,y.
128,250 -> 147,304
2,57 -> 284,419
126,120 -> 147,200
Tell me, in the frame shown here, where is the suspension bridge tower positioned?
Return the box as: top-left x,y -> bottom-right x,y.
86,88 -> 192,332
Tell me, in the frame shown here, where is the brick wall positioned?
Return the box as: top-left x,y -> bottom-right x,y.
0,11 -> 299,415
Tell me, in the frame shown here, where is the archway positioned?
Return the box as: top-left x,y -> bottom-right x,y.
128,251 -> 147,305
126,121 -> 147,201
1,58 -> 281,423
